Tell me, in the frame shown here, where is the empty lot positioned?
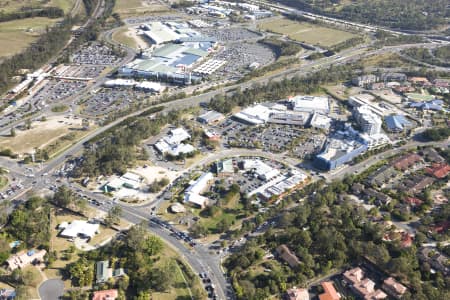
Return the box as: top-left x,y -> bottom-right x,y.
258,17 -> 357,47
0,115 -> 82,154
0,0 -> 76,13
0,17 -> 62,58
113,0 -> 171,18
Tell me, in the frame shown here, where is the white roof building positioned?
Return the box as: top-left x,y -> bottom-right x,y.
186,172 -> 214,195
184,172 -> 214,208
165,128 -> 191,145
233,104 -> 272,125
309,113 -> 332,130
135,81 -> 165,92
60,220 -> 100,239
155,141 -> 195,156
104,79 -> 136,88
354,105 -> 382,136
121,172 -> 141,183
105,178 -> 124,191
155,127 -> 195,156
184,193 -> 209,208
288,95 -> 329,114
243,159 -> 280,181
142,22 -> 181,44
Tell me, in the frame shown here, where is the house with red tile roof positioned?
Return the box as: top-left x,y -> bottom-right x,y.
431,221 -> 450,234
319,281 -> 340,300
404,197 -> 423,207
400,232 -> 413,248
408,77 -> 430,86
391,153 -> 422,171
425,163 -> 450,179
92,289 -> 118,300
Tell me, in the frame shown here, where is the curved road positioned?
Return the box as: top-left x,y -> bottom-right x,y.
39,279 -> 65,300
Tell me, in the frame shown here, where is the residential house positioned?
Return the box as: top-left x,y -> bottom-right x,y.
353,278 -> 387,300
400,175 -> 435,194
425,163 -> 450,179
276,244 -> 300,268
352,75 -> 378,87
433,79 -> 449,88
408,77 -> 430,86
96,261 -> 126,283
368,166 -> 397,187
343,267 -> 364,285
285,287 -> 309,300
380,73 -> 406,82
431,221 -> 450,234
92,289 -> 118,300
382,277 -> 407,299
6,249 -> 46,271
363,188 -> 391,206
343,268 -> 387,300
391,153 -> 422,171
419,247 -> 449,276
421,148 -> 445,163
351,183 -> 365,195
319,281 -> 340,300
96,261 -> 112,283
404,197 -> 423,208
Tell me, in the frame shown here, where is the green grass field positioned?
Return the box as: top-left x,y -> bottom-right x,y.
258,17 -> 357,47
0,0 -> 76,14
0,17 -> 61,58
112,27 -> 138,49
0,176 -> 8,190
113,0 -> 171,18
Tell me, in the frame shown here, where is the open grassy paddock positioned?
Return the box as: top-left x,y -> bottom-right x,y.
0,176 -> 8,190
113,0 -> 171,18
0,17 -> 62,58
258,17 -> 358,47
0,0 -> 76,14
112,27 -> 139,49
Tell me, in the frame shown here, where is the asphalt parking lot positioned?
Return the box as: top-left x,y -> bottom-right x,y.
81,88 -> 150,117
31,79 -> 87,107
200,27 -> 262,42
212,42 -> 275,79
72,43 -> 120,65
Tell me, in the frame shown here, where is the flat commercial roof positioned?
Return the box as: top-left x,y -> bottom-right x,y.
289,95 -> 329,112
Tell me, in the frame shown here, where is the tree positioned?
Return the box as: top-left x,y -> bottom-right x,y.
189,223 -> 208,238
216,218 -> 232,233
10,128 -> 15,137
134,291 -> 151,300
69,257 -> 94,287
151,260 -> 176,292
142,235 -> 163,257
105,206 -> 122,227
25,119 -> 31,130
53,185 -> 74,208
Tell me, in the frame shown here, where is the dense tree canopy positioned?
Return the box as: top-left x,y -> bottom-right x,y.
274,0 -> 448,30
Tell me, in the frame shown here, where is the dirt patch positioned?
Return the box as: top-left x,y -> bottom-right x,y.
0,115 -> 82,154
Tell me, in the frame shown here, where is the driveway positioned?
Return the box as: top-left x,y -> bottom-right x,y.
39,279 -> 64,300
